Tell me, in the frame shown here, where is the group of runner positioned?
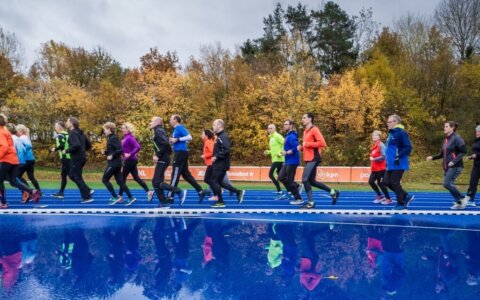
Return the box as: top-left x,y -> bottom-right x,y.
1,112 -> 479,210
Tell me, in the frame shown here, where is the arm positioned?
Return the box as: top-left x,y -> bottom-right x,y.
304,129 -> 326,149
112,136 -> 123,157
54,134 -> 66,151
397,130 -> 412,158
204,141 -> 214,159
66,133 -> 80,154
20,136 -> 33,151
178,134 -> 192,142
215,135 -> 231,160
372,143 -> 386,161
452,137 -> 467,164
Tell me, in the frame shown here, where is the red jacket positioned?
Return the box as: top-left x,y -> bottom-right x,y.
370,141 -> 386,172
0,126 -> 19,165
300,126 -> 326,162
203,139 -> 214,166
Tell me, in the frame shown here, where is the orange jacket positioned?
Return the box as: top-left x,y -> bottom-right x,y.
300,126 -> 326,162
203,138 -> 214,166
0,126 -> 19,165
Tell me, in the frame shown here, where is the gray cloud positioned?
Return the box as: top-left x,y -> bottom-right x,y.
0,0 -> 440,69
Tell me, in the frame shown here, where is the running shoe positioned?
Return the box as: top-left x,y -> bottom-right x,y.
300,202 -> 315,209
211,202 -> 226,208
237,190 -> 245,204
405,193 -> 415,207
109,196 -> 123,205
32,190 -> 41,203
125,197 -> 137,206
290,199 -> 304,205
198,190 -> 206,204
147,191 -> 154,202
208,195 -> 218,201
373,195 -> 385,204
297,184 -> 304,195
466,201 -> 476,207
81,198 -> 94,204
331,190 -> 340,205
0,203 -> 8,209
381,198 -> 393,205
51,192 -> 65,199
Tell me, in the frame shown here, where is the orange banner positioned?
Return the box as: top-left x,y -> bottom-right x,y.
133,165 -> 370,183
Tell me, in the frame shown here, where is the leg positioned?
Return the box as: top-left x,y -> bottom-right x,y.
302,162 -> 317,204
119,160 -> 133,196
102,165 -> 117,198
204,166 -> 215,193
152,161 -> 168,204
25,160 -> 41,191
130,160 -> 150,192
285,165 -> 301,200
369,172 -> 382,195
269,162 -> 283,192
212,168 -> 227,204
69,158 -> 91,199
376,170 -> 391,199
16,164 -> 29,186
114,166 -> 132,199
389,170 -> 406,205
443,167 -> 464,202
179,152 -> 202,193
59,159 -> 70,193
467,165 -> 480,202
168,152 -> 184,197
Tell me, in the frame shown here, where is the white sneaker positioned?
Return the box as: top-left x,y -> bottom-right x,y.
466,201 -> 476,207
290,199 -> 304,205
450,203 -> 465,210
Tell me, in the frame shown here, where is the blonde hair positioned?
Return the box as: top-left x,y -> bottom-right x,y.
16,124 -> 30,136
122,122 -> 135,134
372,130 -> 382,138
103,122 -> 116,133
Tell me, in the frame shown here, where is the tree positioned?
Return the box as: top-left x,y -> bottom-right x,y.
140,48 -> 180,73
435,0 -> 480,60
0,27 -> 23,71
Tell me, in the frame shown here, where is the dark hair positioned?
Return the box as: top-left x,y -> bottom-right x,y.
305,112 -> 315,124
446,121 -> 458,131
0,113 -> 7,126
6,123 -> 16,134
172,114 -> 182,123
55,121 -> 65,129
204,129 -> 214,140
68,116 -> 80,129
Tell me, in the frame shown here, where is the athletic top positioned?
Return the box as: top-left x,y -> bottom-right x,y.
54,131 -> 70,160
12,135 -> 26,164
300,126 -> 326,162
172,124 -> 190,152
386,125 -> 412,171
266,132 -> 285,163
19,135 -> 35,161
284,130 -> 300,165
0,126 -> 19,164
203,138 -> 214,166
122,132 -> 141,161
370,140 -> 386,172
104,133 -> 123,165
66,128 -> 91,160
431,132 -> 467,170
472,137 -> 480,167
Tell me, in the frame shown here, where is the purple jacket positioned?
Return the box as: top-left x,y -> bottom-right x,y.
122,133 -> 141,160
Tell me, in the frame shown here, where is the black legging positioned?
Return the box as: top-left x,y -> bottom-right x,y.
383,170 -> 407,205
69,158 -> 91,199
302,161 -> 331,203
119,159 -> 149,196
269,162 -> 283,192
152,159 -> 180,203
167,151 -> 202,197
369,170 -> 390,199
278,164 -> 301,200
211,168 -> 240,204
17,160 -> 41,191
0,162 -> 33,204
102,163 -> 132,199
467,163 -> 480,202
204,165 -> 215,192
58,159 -> 70,193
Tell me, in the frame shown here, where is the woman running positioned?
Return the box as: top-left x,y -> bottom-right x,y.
202,129 -> 215,199
464,125 -> 480,207
369,130 -> 391,205
101,122 -> 136,206
118,122 -> 153,202
16,124 -> 42,195
427,121 -> 467,209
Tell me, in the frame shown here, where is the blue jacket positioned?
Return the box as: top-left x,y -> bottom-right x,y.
284,130 -> 300,165
386,125 -> 412,171
13,135 -> 27,164
172,125 -> 190,152
19,135 -> 35,161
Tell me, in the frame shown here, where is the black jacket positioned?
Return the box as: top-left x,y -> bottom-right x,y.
432,132 -> 467,170
104,134 -> 123,165
152,125 -> 172,162
471,137 -> 480,167
213,130 -> 231,170
66,128 -> 91,160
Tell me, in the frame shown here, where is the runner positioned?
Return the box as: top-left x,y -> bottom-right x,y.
0,114 -> 39,208
101,122 -> 136,205
296,113 -> 339,209
150,117 -> 186,207
118,122 -> 153,202
201,129 -> 215,200
384,114 -> 413,210
369,130 -> 392,205
210,119 -> 245,208
16,124 -> 42,195
264,124 -> 285,199
64,116 -> 94,203
427,121 -> 467,209
168,115 -> 206,203
464,125 -> 480,207
51,121 -> 70,199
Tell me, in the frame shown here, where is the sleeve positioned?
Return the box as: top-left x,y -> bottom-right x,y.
431,148 -> 443,160
290,136 -> 299,155
55,134 -> 66,151
112,137 -> 123,157
21,136 -> 33,151
215,135 -> 230,160
204,141 -> 214,159
154,129 -> 171,157
372,143 -> 386,161
304,129 -> 326,149
397,131 -> 412,158
0,133 -> 9,159
66,133 -> 80,154
179,134 -> 192,142
452,137 -> 467,164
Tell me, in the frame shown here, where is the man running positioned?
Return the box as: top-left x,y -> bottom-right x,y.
278,119 -> 303,204
65,116 -> 94,203
296,113 -> 339,209
51,121 -> 70,199
265,124 -> 285,199
384,114 -> 414,210
210,119 -> 245,208
150,117 -> 186,207
168,115 -> 206,203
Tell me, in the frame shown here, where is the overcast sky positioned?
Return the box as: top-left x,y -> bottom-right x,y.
0,0 -> 441,70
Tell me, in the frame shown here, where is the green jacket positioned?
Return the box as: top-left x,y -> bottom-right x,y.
55,131 -> 71,159
266,132 -> 285,163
